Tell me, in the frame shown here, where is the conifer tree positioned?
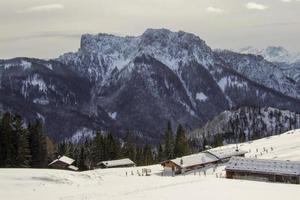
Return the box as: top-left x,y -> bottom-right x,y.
78,146 -> 86,171
143,144 -> 154,165
91,131 -> 104,165
164,121 -> 174,159
28,120 -> 47,168
57,141 -> 71,157
0,112 -> 14,167
214,134 -> 223,147
123,131 -> 136,162
106,132 -> 121,160
14,115 -> 31,167
174,124 -> 190,158
135,146 -> 143,166
156,144 -> 164,163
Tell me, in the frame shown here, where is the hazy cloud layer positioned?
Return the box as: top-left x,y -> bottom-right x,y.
17,4 -> 64,13
281,0 -> 300,2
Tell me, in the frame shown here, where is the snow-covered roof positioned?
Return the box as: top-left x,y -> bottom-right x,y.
68,165 -> 79,171
226,157 -> 300,176
98,158 -> 135,168
163,147 -> 247,169
48,156 -> 75,166
206,147 -> 247,160
169,153 -> 218,168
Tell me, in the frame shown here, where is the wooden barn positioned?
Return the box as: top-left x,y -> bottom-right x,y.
96,158 -> 135,169
161,147 -> 247,175
161,152 -> 218,175
225,157 -> 300,184
48,155 -> 79,171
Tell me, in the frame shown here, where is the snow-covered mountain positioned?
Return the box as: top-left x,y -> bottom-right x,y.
239,46 -> 300,64
215,49 -> 300,99
1,29 -> 300,142
238,46 -> 300,84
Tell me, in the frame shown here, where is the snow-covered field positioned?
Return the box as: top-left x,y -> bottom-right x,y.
1,129 -> 300,200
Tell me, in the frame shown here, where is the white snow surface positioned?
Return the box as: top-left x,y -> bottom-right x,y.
108,112 -> 117,120
20,60 -> 32,70
1,60 -> 32,70
196,92 -> 208,101
1,129 -> 300,200
217,76 -> 247,92
33,97 -> 50,105
70,127 -> 95,143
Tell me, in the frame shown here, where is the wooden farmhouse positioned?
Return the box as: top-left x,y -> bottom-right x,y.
161,147 -> 247,175
225,157 -> 300,184
48,155 -> 79,171
96,158 -> 135,169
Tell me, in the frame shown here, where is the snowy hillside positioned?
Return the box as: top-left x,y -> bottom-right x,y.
190,106 -> 300,146
1,129 -> 300,200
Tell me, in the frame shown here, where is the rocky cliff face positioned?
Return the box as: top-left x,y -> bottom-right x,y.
1,29 -> 300,143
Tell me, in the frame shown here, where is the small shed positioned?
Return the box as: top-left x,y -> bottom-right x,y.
225,157 -> 300,184
48,155 -> 79,171
97,158 -> 135,169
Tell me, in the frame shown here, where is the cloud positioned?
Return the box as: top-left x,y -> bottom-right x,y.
281,0 -> 300,2
245,22 -> 300,28
246,2 -> 268,10
17,4 -> 64,13
206,7 -> 225,14
0,31 -> 81,42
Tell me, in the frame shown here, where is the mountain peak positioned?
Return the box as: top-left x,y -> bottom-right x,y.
59,28 -> 214,73
141,28 -> 205,46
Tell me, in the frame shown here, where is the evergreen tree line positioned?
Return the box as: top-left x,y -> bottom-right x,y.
0,111 -> 194,171
191,107 -> 300,150
57,131 -> 157,171
0,112 -> 50,168
156,122 -> 191,162
58,122 -> 192,170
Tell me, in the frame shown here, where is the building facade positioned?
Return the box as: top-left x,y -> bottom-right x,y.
225,157 -> 300,184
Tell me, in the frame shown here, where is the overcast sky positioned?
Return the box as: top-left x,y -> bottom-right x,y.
0,0 -> 299,59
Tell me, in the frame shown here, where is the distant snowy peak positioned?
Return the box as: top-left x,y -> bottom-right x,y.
215,49 -> 300,99
239,46 -> 300,64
